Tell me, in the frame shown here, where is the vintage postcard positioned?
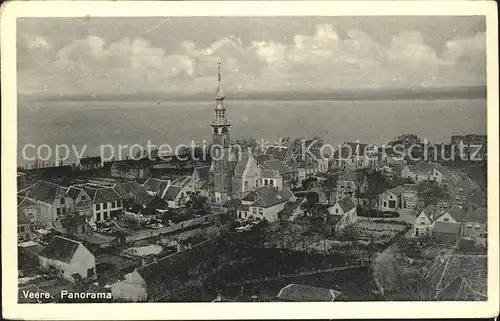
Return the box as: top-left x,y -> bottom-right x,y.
1,1 -> 499,319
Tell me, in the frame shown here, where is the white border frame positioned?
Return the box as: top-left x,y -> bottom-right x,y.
2,1 -> 499,319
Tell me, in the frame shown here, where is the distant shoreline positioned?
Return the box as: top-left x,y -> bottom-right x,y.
18,86 -> 487,103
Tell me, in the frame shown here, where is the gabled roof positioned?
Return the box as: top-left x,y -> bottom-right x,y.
280,197 -> 304,217
40,236 -> 82,263
261,169 -> 281,179
433,221 -> 461,235
142,178 -> 170,195
22,180 -> 67,204
255,154 -> 274,165
277,283 -> 341,302
192,166 -> 210,182
171,176 -> 192,188
18,197 -> 37,208
252,186 -> 293,208
262,159 -> 293,175
222,198 -> 242,209
163,185 -> 182,201
233,152 -> 253,177
162,176 -> 191,201
464,207 -> 487,224
335,197 -> 355,213
117,181 -> 154,206
66,186 -> 83,200
426,254 -> 487,297
440,205 -> 467,222
80,185 -> 122,204
436,275 -> 467,301
418,204 -> 441,222
386,185 -> 404,197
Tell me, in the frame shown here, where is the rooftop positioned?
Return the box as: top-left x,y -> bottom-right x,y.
277,283 -> 341,302
39,236 -> 82,263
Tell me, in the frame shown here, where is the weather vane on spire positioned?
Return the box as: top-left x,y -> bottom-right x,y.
215,60 -> 225,100
217,60 -> 222,83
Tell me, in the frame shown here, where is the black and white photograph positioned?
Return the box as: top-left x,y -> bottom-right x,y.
2,1 -> 498,319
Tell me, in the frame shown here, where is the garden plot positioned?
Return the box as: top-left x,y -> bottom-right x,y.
354,218 -> 408,243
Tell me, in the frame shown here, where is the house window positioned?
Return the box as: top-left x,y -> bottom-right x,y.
244,181 -> 248,190
443,184 -> 448,189
20,226 -> 25,232
96,204 -> 101,211
81,195 -> 87,201
459,188 -> 464,192
85,209 -> 90,215
60,198 -> 65,205
335,208 -> 339,214
79,210 -> 84,215
264,179 -> 268,185
259,208 -> 263,215
475,225 -> 481,230
57,208 -> 61,215
270,180 -> 274,186
96,212 -> 101,221
103,203 -> 108,210
455,195 -> 460,200
383,201 -> 387,207
467,224 -> 473,229
443,218 -> 449,222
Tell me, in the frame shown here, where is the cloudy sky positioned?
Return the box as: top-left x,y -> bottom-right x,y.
17,16 -> 486,97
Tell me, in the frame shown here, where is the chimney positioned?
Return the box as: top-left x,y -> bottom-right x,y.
141,258 -> 146,267
153,257 -> 158,264
176,242 -> 182,253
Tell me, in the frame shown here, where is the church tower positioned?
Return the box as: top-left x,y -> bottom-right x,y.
209,62 -> 232,204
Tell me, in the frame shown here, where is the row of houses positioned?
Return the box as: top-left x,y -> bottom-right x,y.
412,205 -> 487,244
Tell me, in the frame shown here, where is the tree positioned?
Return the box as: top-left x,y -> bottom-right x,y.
386,176 -> 415,189
114,162 -> 128,179
364,170 -> 386,211
416,181 -> 448,207
320,174 -> 338,205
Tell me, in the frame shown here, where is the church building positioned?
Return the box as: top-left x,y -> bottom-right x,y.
206,62 -> 294,214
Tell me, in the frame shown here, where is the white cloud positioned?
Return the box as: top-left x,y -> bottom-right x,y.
17,24 -> 487,96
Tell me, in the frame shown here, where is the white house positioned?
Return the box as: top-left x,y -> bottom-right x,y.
162,176 -> 194,208
66,186 -> 93,220
39,236 -> 96,283
110,269 -> 148,302
336,170 -> 365,201
260,169 -> 283,190
412,205 -> 466,238
413,205 -> 441,237
378,186 -> 403,212
328,197 -> 357,233
401,163 -> 451,185
240,186 -> 295,222
20,180 -> 74,229
73,184 -> 124,223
